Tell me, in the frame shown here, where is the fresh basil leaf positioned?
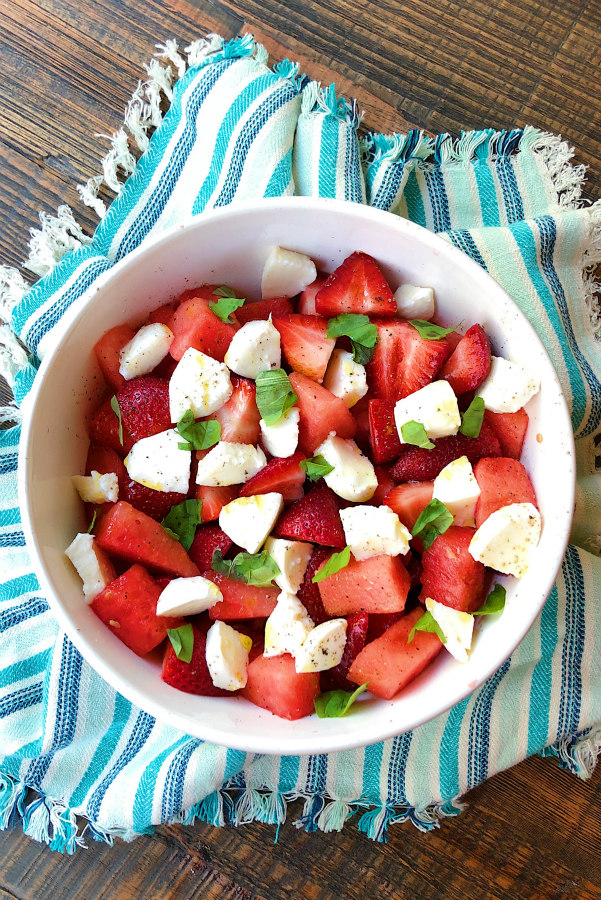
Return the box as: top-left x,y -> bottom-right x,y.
400,420 -> 435,449
407,611 -> 446,644
176,411 -> 221,451
312,546 -> 351,583
411,499 -> 453,550
161,499 -> 202,552
409,319 -> 459,341
459,396 -> 485,438
474,584 -> 506,616
300,454 -> 335,482
110,395 -> 124,446
314,683 -> 368,718
209,295 -> 245,324
326,313 -> 378,365
212,285 -> 238,298
349,340 -> 374,365
87,509 -> 97,534
167,624 -> 194,663
255,369 -> 298,426
211,549 -> 280,587
162,525 -> 180,542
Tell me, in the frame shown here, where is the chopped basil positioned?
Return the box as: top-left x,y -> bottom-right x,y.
312,546 -> 351,583
209,285 -> 246,324
411,499 -> 453,550
110,395 -> 124,446
211,549 -> 280,587
161,499 -> 202,552
314,683 -> 368,718
407,610 -> 446,644
87,509 -> 97,534
326,313 -> 378,364
400,420 -> 435,449
459,396 -> 485,438
409,319 -> 459,341
300,454 -> 335,482
474,584 -> 506,616
255,368 -> 298,426
176,411 -> 221,451
167,624 -> 194,663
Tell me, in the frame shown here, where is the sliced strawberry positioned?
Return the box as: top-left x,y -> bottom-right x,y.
289,371 -> 356,455
235,296 -> 293,325
317,554 -> 411,616
384,482 -> 434,531
94,324 -> 136,393
195,482 -> 239,523
116,376 -> 171,444
188,524 -> 233,571
85,443 -> 128,494
161,625 -> 229,696
315,251 -> 396,317
474,457 -> 538,528
420,526 -> 486,612
367,319 -> 450,402
351,394 -> 371,453
273,314 -> 335,383
297,274 -> 328,315
372,465 -> 396,506
151,354 -> 178,380
88,397 -> 135,456
239,451 -> 306,503
169,288 -> 239,362
483,408 -> 529,459
122,480 -> 184,521
440,324 -> 491,394
297,546 -> 332,624
145,300 -> 179,328
368,399 -> 402,463
206,376 -> 260,444
273,483 -> 345,547
320,611 -> 369,692
390,421 -> 501,482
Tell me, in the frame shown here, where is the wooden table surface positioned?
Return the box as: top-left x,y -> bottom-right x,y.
1,2 -> 600,898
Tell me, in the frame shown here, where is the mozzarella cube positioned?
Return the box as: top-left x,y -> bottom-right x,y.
478,356 -> 540,414
294,619 -> 348,673
119,323 -> 173,380
72,470 -> 119,504
261,246 -> 317,299
316,434 -> 378,502
394,380 -> 461,442
339,505 -> 411,561
469,502 -> 541,577
323,349 -> 368,408
65,533 -> 116,603
425,597 -> 474,663
260,407 -> 299,458
195,441 -> 267,486
205,621 -> 252,690
224,319 -> 281,379
432,456 -> 481,526
156,576 -> 222,617
394,284 -> 436,320
125,428 -> 190,493
264,536 -> 313,594
219,492 -> 284,553
264,591 -> 314,658
169,348 -> 232,422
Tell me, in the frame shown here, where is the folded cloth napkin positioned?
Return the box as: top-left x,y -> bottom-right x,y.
1,34 -> 600,850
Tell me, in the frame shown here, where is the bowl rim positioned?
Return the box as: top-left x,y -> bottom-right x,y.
17,196 -> 576,754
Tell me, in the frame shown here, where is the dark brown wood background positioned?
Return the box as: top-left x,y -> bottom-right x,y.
1,2 -> 600,898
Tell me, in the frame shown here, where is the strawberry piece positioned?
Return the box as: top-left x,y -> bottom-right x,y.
320,611 -> 369,692
351,395 -> 371,453
366,611 -> 405,642
145,300 -> 179,328
297,274 -> 328,315
315,251 -> 396,317
235,296 -> 293,325
474,457 -> 538,528
116,376 -> 172,444
273,483 -> 345,547
273,314 -> 335,383
384,482 -> 434,531
242,653 -> 320,720
206,376 -> 260,444
95,501 -> 199,577
94,324 -> 136,392
123,480 -> 184,521
368,399 -> 402,463
151,354 -> 178,380
367,318 -> 451,403
92,565 -> 180,656
390,421 -> 501,482
289,371 -> 356,455
188,524 -> 233,571
420,526 -> 486,612
196,483 -> 239,522
161,625 -> 229,696
88,397 -> 135,456
371,465 -> 396,506
317,554 -> 411,615
483,408 -> 529,459
239,451 -> 306,503
85,443 -> 128,493
169,288 -> 239,362
440,324 -> 491,394
206,573 -> 279,620
297,547 -> 332,624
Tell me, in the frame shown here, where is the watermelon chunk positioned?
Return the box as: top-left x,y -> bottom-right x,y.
94,324 -> 135,392
273,314 -> 335,383
206,573 -> 279,620
242,653 -> 320,720
474,457 -> 538,527
289,371 -> 356,455
235,296 -> 293,325
317,554 -> 411,615
483,409 -> 529,459
169,289 -> 239,362
419,526 -> 487,612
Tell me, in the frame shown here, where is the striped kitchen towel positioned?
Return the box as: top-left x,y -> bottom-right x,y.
0,33 -> 600,850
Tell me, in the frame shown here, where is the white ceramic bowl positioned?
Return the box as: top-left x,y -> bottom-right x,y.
18,197 -> 575,755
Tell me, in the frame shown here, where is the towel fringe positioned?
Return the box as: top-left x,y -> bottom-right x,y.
315,796 -> 355,833
301,80 -> 361,128
541,728 -> 601,778
24,206 -> 93,278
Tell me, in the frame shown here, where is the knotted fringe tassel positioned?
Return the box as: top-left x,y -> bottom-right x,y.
0,774 -> 89,854
540,728 -> 601,778
300,80 -> 361,128
25,206 -> 93,278
360,129 -> 433,169
315,797 -> 355,833
182,788 -> 233,827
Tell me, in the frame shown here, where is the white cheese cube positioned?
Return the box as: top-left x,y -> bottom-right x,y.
339,505 -> 411,561
294,619 -> 348,673
263,536 -> 312,594
477,356 -> 540,414
169,347 -> 232,422
261,246 -> 317,299
264,591 -> 314,658
432,456 -> 481,526
65,533 -> 116,603
394,284 -> 436,320
205,621 -> 252,691
119,323 -> 173,380
223,319 -> 281,379
425,597 -> 474,663
322,349 -> 368,408
259,407 -> 299,458
72,470 -> 119,504
219,492 -> 284,554
394,380 -> 461,442
125,428 -> 190,493
195,441 -> 267,486
316,434 -> 378,502
469,502 -> 541,577
156,576 -> 222,617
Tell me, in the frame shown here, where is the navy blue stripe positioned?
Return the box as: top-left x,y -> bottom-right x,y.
0,451 -> 18,474
0,531 -> 26,548
424,167 -> 452,233
495,155 -> 524,224
448,229 -> 489,271
344,125 -> 363,203
467,658 -> 511,787
161,738 -> 201,822
387,731 -> 413,804
558,547 -> 585,737
0,597 -> 49,630
0,682 -> 43,718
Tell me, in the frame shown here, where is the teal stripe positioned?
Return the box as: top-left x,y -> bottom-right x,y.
132,735 -> 190,831
438,696 -> 471,799
360,742 -> 383,803
224,748 -> 246,781
264,146 -> 293,198
278,754 -> 300,792
472,160 -> 501,227
1,573 -> 39,602
68,693 -> 132,807
318,117 -> 339,198
0,507 -> 20,527
402,169 -> 427,227
0,649 -> 51,690
0,738 -> 45,777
